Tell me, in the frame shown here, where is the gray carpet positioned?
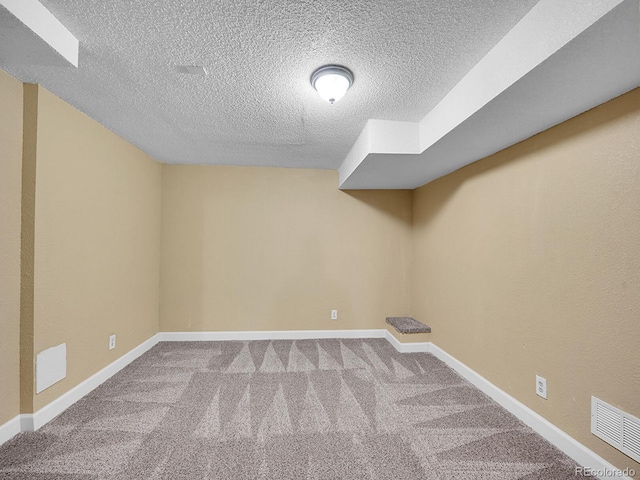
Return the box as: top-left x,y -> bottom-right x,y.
0,339 -> 586,479
386,317 -> 432,334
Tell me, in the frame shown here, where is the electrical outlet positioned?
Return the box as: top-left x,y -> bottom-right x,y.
535,375 -> 547,399
109,334 -> 116,350
331,309 -> 338,320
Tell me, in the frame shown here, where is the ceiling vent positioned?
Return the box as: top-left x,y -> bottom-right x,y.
175,65 -> 208,76
591,396 -> 640,463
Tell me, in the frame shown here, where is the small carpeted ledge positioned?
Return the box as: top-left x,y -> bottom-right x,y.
386,317 -> 431,334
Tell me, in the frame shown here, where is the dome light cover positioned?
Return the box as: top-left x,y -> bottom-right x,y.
311,65 -> 354,104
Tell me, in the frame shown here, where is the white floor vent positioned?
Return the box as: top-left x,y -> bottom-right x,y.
591,396 -> 640,463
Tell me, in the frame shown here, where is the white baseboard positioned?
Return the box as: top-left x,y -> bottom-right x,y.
0,415 -> 21,446
19,333 -> 160,433
384,330 -> 431,353
427,343 -> 630,480
159,329 -> 387,342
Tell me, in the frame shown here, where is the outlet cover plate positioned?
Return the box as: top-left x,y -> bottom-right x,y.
536,375 -> 547,399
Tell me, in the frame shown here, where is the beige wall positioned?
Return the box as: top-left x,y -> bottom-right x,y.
20,84 -> 38,414
30,86 -> 162,411
0,71 -> 23,424
412,88 -> 640,473
161,166 -> 412,332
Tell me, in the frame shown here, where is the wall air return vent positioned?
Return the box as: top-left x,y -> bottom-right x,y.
591,396 -> 640,463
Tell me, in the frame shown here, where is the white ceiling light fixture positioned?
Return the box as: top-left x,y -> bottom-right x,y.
311,65 -> 354,104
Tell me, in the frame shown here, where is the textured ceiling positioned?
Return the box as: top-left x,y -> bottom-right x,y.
0,0 -> 539,169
